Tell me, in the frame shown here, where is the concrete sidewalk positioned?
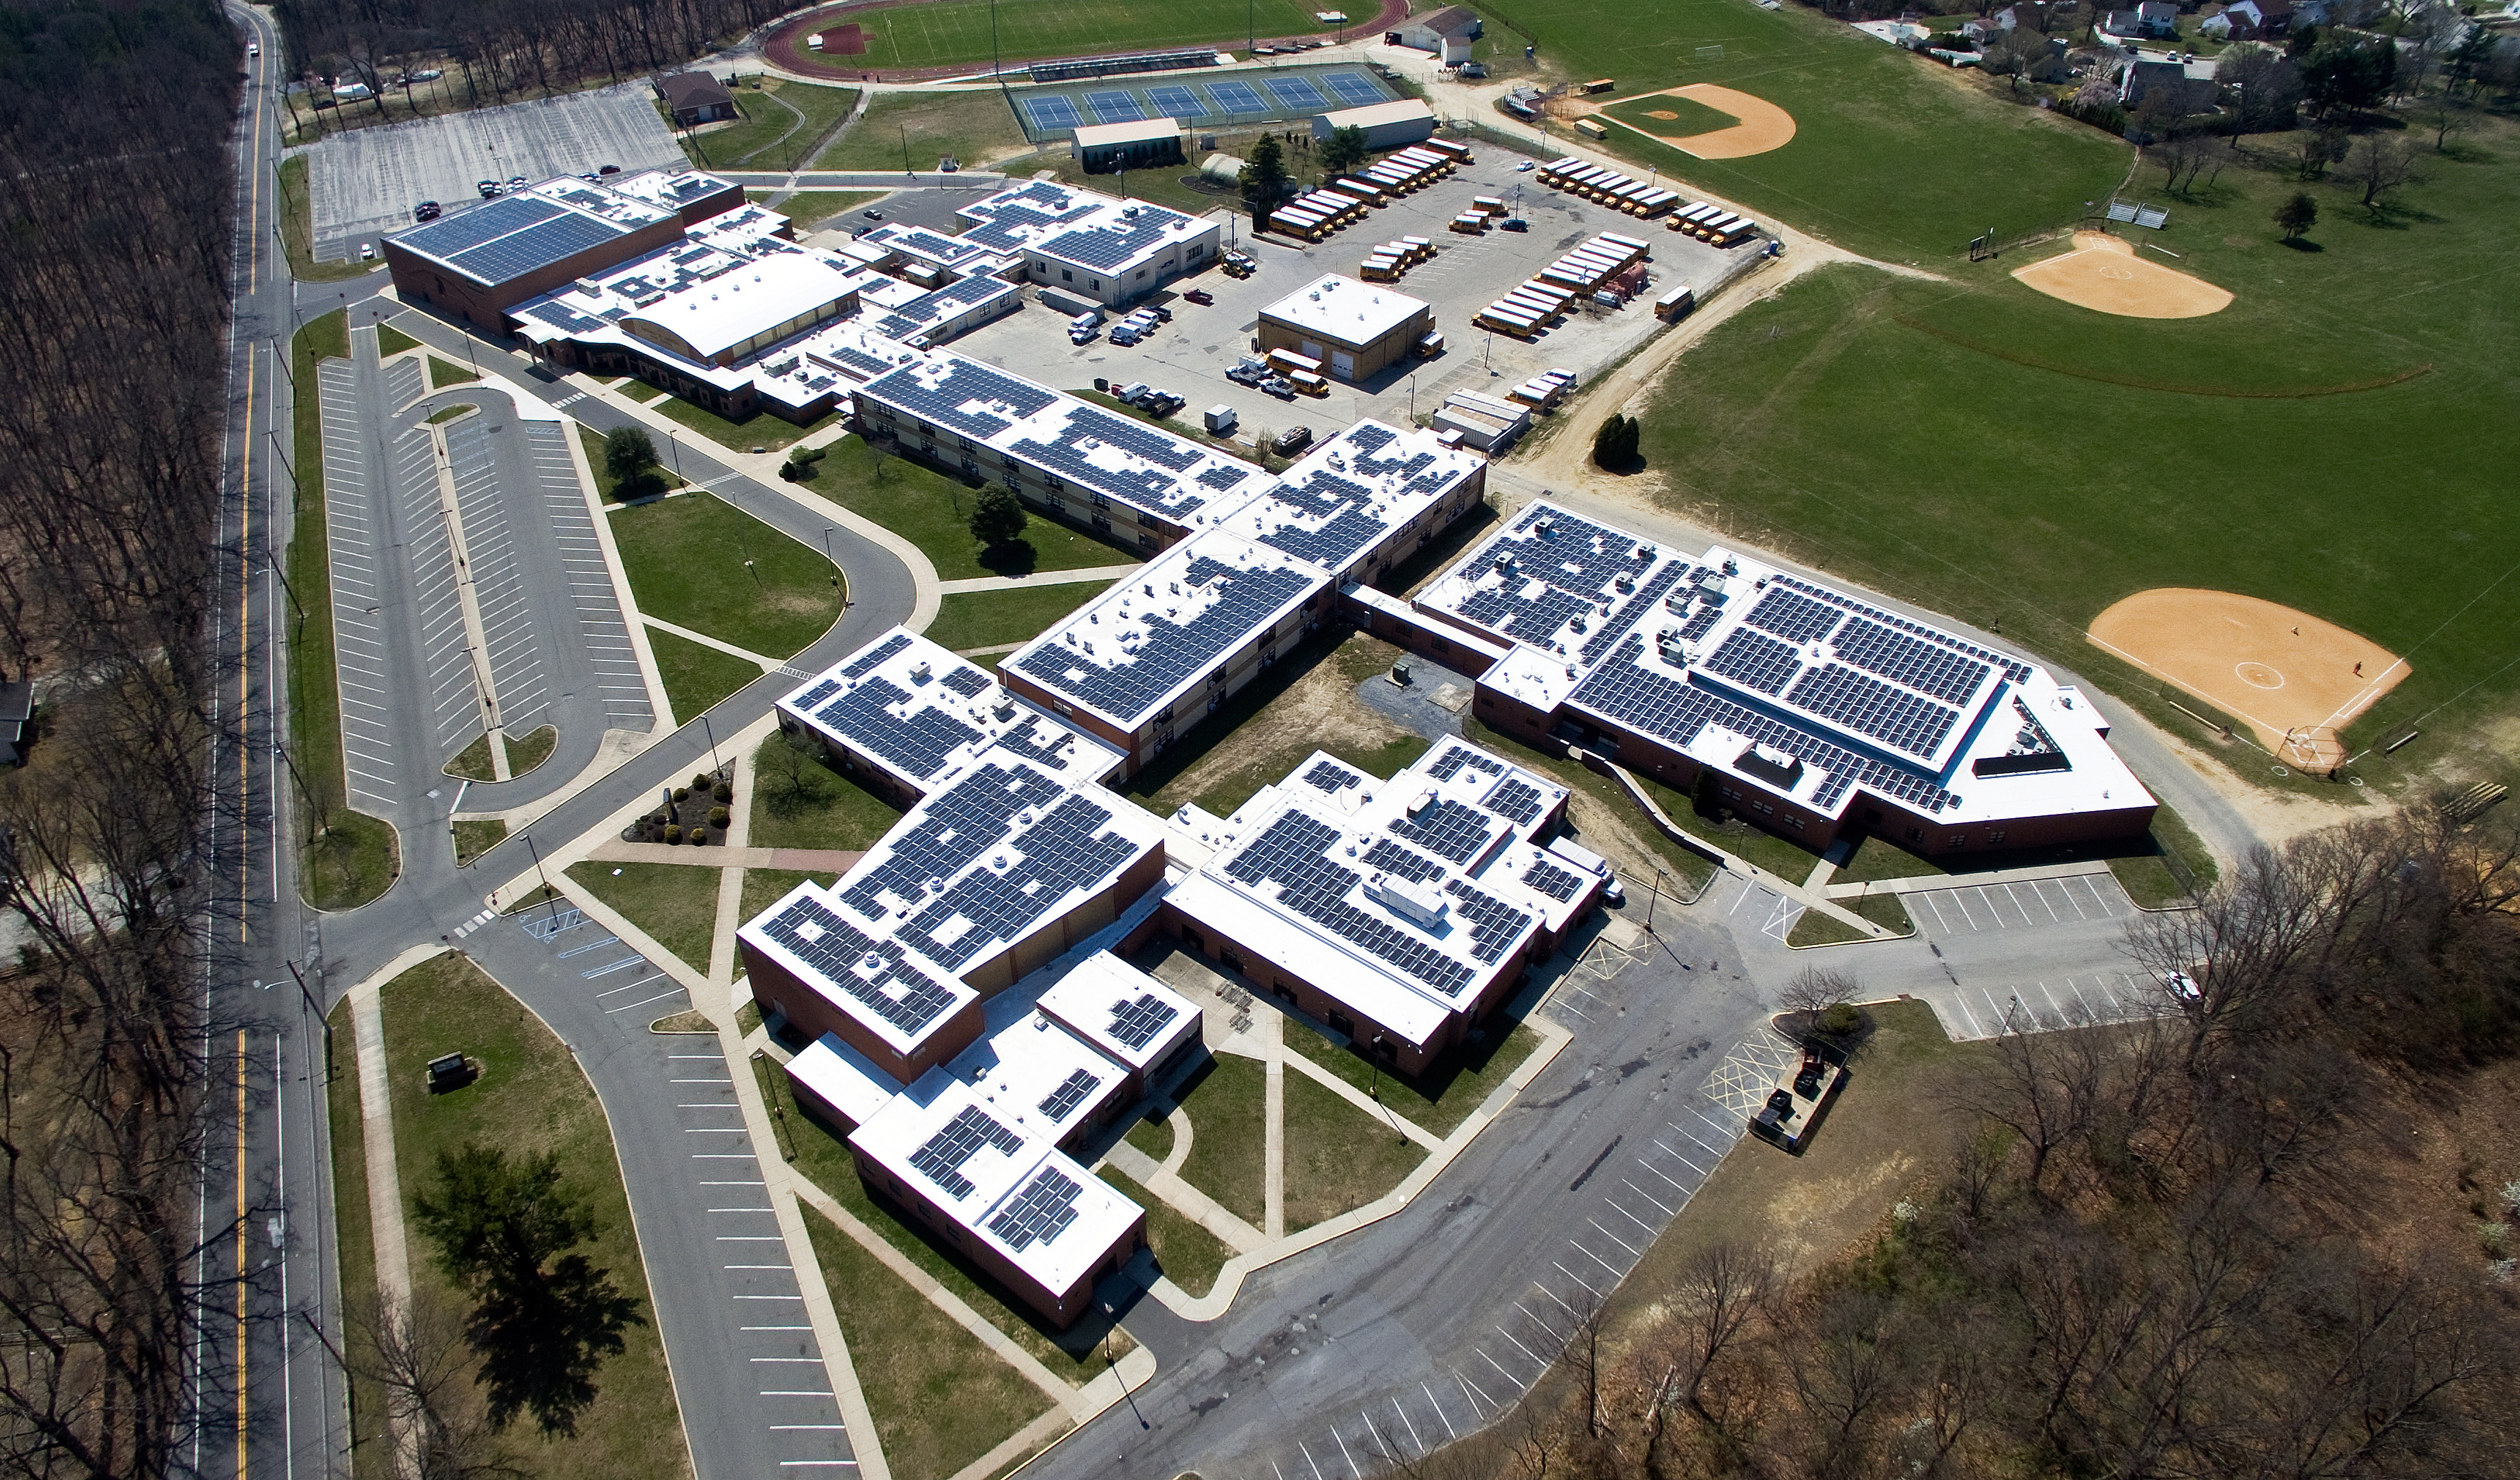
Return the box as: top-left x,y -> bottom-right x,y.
935,563 -> 1141,596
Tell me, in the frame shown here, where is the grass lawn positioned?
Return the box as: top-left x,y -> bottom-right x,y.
278,155 -> 377,283
424,403 -> 475,426
739,867 -> 838,923
291,310 -> 399,911
453,818 -> 507,867
1282,1068 -> 1427,1232
445,732 -> 494,781
1635,110 -> 2520,792
376,324 -> 420,357
1835,833 -> 1945,885
645,626 -> 764,723
749,189 -> 888,230
2108,803 -> 2219,906
1506,0 -> 2129,263
507,724 -> 557,775
652,394 -> 838,453
377,954 -> 684,1480
816,90 -> 1031,171
1171,1053 -> 1267,1228
797,0 -> 1332,74
925,581 -> 1115,654
427,355 -> 475,389
799,1209 -> 1051,1480
683,81 -> 858,172
565,860 -> 722,974
1124,1107 -> 1172,1161
1282,1021 -> 1543,1139
748,732 -> 907,851
758,1059 -> 1128,1379
805,436 -> 1141,580
620,381 -> 666,403
1595,91 -> 1735,139
609,492 -> 844,657
1097,1165 -> 1234,1299
1605,998 -> 1987,1293
579,425 -> 685,503
323,1000 -> 388,1480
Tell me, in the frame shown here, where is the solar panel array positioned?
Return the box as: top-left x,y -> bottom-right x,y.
788,678 -> 844,713
1426,743 -> 1504,783
1675,600 -> 1726,644
1521,858 -> 1586,902
1485,778 -> 1546,826
1579,561 -> 1689,665
1830,618 -> 1991,705
1783,665 -> 1961,758
1742,587 -> 1842,645
449,212 -> 629,286
1389,798 -> 1493,864
841,763 -> 1057,918
1086,89 -> 1145,122
1037,204 -> 1196,273
894,792 -> 1142,969
757,893 -> 964,1037
1441,880 -> 1528,964
864,357 -> 1061,443
1106,993 -> 1181,1051
1704,628 -> 1802,696
1770,575 -> 2031,684
909,1105 -> 1023,1199
1449,505 -> 1659,649
843,632 -> 913,679
808,674 -> 983,782
397,194 -> 562,259
1037,1068 -> 1100,1120
1222,811 -> 1474,997
1009,557 -> 1317,725
1254,425 -> 1468,571
1361,839 -> 1445,883
992,715 -> 1075,767
1570,637 -> 1959,816
1303,758 -> 1361,793
941,667 -> 990,699
986,1164 -> 1084,1250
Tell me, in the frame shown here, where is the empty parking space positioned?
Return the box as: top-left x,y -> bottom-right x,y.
444,416 -> 552,734
318,357 -> 399,812
305,82 -> 684,258
1906,871 -> 2127,937
1915,970 -> 2158,1041
396,421 -> 477,756
528,422 -> 654,733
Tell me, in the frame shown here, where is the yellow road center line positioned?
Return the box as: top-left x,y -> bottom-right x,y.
234,1030 -> 249,1474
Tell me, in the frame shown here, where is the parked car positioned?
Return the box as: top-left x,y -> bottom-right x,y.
1272,426 -> 1313,455
1516,160 -> 1534,171
598,162 -> 620,174
1069,326 -> 1098,345
413,200 -> 441,222
1151,305 -> 1173,323
507,176 -> 526,190
1460,60 -> 1487,77
358,241 -> 376,262
1500,217 -> 1529,232
1262,375 -> 1296,399
862,208 -> 884,220
476,180 -> 500,198
1183,288 -> 1214,306
410,67 -> 443,81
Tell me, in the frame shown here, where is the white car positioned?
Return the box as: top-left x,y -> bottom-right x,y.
246,41 -> 259,57
2162,970 -> 2201,1002
1516,160 -> 1533,171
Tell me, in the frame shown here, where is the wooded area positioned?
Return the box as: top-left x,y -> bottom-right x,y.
274,0 -> 785,109
1408,808 -> 2520,1480
0,0 -> 245,1472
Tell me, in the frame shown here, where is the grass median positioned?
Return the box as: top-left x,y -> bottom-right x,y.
566,860 -> 722,974
375,953 -> 684,1480
1282,1021 -> 1544,1139
643,626 -> 763,725
278,155 -> 377,283
1096,1165 -> 1233,1299
1282,1068 -> 1426,1233
288,309 -> 399,910
323,999 -> 388,1479
651,394 -> 838,453
748,732 -> 906,852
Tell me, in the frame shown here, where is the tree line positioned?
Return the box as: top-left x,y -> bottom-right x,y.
1392,806 -> 2520,1480
0,0 -> 253,1474
273,0 -> 795,113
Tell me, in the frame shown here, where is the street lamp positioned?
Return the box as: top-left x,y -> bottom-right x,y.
286,959 -> 334,1085
1103,1305 -> 1150,1428
701,713 -> 723,778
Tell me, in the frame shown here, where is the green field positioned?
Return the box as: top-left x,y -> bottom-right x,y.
924,581 -> 1115,653
1630,108 -> 2520,788
1497,0 -> 2127,261
815,90 -> 1033,171
792,0 -> 1334,74
609,492 -> 846,658
680,80 -> 858,171
805,435 -> 1141,580
645,626 -> 764,722
1595,91 -> 1734,140
566,860 -> 720,973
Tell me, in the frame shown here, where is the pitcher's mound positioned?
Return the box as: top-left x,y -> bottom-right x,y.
2012,231 -> 2230,318
2088,589 -> 2406,771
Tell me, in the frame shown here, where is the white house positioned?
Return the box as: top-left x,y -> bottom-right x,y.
1390,4 -> 1482,63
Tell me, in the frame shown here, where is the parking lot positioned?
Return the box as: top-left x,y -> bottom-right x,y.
303,82 -> 686,260
937,146 -> 1770,447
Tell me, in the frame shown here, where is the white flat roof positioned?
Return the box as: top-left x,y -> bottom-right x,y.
786,1031 -> 907,1128
948,1010 -> 1130,1145
1074,117 -> 1184,147
738,879 -> 979,1062
1205,420 -> 1482,581
622,248 -> 863,361
1261,273 -> 1430,350
1319,99 -> 1435,129
777,627 -> 1124,795
1034,952 -> 1202,1077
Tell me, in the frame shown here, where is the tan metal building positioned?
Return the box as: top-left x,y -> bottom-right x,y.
1255,272 -> 1431,381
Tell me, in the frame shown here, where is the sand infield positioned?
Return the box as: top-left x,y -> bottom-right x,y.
2088,589 -> 2407,771
2012,230 -> 2232,319
1588,83 -> 1796,159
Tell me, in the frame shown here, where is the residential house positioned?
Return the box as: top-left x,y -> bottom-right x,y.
656,72 -> 739,127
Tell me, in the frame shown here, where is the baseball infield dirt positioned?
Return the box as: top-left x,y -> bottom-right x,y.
2011,230 -> 2232,319
1590,83 -> 1796,159
2088,589 -> 2407,770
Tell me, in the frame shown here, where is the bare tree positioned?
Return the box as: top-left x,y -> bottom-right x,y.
310,1291 -> 528,1480
2344,135 -> 2422,208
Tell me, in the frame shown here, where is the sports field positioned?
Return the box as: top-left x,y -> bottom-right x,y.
774,0 -> 1338,74
1492,0 -> 2127,260
1630,109 -> 2520,788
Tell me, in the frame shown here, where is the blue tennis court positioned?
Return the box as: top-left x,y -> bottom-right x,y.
1023,96 -> 1083,131
1205,79 -> 1267,114
1263,76 -> 1327,110
1322,72 -> 1385,106
1144,83 -> 1207,118
1086,90 -> 1146,122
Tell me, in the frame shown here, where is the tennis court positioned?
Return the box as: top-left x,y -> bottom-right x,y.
1008,62 -> 1399,140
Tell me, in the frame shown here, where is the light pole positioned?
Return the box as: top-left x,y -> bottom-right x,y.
1104,1306 -> 1150,1428
1644,865 -> 1666,933
287,959 -> 334,1084
522,832 -> 562,925
701,713 -> 724,778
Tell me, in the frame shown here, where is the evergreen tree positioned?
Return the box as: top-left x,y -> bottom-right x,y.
1240,134 -> 1290,224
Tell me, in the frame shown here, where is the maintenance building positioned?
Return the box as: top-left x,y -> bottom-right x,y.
1257,273 -> 1433,381
1071,116 -> 1187,174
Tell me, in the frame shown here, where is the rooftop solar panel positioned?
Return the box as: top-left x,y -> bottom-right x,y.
397,194 -> 561,259
908,1105 -> 1022,1200
757,894 -> 962,1038
987,1164 -> 1083,1250
1037,1068 -> 1099,1120
1388,798 -> 1494,865
449,212 -> 627,286
1522,858 -> 1585,903
1010,559 -> 1317,725
1106,993 -> 1180,1051
1222,811 -> 1474,997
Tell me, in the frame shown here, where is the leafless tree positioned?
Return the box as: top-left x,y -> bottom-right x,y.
311,1291 -> 528,1480
1779,966 -> 1858,1020
2344,136 -> 2423,208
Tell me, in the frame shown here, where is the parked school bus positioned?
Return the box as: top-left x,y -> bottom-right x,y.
1575,118 -> 1608,139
